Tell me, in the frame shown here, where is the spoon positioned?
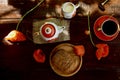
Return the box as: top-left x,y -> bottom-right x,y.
98,0 -> 109,11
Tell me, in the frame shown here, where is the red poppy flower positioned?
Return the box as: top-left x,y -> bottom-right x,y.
3,30 -> 26,45
5,30 -> 26,42
74,45 -> 85,56
96,44 -> 109,60
33,49 -> 46,63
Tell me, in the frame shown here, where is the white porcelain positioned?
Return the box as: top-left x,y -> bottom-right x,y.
62,2 -> 80,19
40,22 -> 65,42
97,19 -> 119,37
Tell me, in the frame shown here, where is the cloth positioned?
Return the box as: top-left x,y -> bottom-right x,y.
32,18 -> 70,44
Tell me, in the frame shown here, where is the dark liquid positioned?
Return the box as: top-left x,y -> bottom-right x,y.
102,20 -> 118,35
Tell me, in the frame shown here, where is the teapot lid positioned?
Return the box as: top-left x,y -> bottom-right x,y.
41,23 -> 56,38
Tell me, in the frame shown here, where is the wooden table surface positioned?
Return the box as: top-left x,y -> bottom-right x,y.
0,0 -> 120,80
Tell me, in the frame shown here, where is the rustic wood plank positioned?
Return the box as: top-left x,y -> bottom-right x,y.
0,0 -> 21,24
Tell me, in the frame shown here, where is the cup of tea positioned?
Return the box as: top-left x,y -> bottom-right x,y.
62,2 -> 80,19
98,19 -> 120,37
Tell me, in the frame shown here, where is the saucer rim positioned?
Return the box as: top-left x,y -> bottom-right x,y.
93,15 -> 119,41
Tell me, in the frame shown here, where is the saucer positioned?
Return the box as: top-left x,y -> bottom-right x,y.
93,15 -> 119,41
49,43 -> 82,77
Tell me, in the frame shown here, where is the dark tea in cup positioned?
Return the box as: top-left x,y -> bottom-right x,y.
94,15 -> 120,41
101,20 -> 119,37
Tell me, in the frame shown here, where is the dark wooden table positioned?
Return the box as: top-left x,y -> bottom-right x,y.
0,0 -> 120,80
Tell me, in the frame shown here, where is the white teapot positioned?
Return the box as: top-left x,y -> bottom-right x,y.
40,22 -> 65,42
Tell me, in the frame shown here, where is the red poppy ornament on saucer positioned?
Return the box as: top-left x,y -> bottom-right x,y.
40,22 -> 65,42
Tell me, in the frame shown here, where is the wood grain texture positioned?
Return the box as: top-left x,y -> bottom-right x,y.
0,0 -> 120,80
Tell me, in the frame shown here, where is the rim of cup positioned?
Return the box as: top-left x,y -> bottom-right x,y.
101,19 -> 120,37
62,2 -> 76,13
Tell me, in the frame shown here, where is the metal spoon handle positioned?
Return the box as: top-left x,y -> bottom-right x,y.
102,0 -> 109,5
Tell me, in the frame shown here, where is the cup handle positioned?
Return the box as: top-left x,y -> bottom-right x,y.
118,26 -> 120,31
75,2 -> 80,9
97,27 -> 102,31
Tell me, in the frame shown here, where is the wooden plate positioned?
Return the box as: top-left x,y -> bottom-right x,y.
49,43 -> 82,77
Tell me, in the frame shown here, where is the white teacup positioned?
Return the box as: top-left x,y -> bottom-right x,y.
98,19 -> 120,37
62,2 -> 80,19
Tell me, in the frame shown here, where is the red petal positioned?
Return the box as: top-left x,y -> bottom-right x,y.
5,30 -> 26,42
33,49 -> 46,63
102,45 -> 109,57
96,44 -> 105,48
74,45 -> 85,56
96,48 -> 103,60
95,44 -> 109,60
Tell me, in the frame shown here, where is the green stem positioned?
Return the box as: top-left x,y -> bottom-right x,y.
87,12 -> 96,47
16,0 -> 44,30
